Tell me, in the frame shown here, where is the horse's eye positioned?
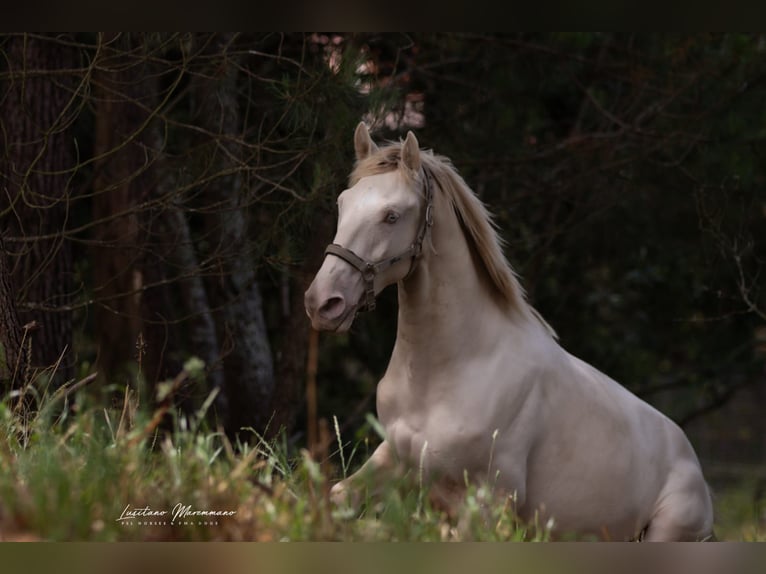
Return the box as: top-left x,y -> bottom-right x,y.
384,211 -> 400,224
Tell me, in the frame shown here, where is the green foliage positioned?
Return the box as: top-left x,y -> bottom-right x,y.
711,478 -> 766,541
0,383 -> 558,541
1,363 -> 763,541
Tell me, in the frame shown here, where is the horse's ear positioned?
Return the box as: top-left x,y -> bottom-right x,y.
401,131 -> 421,172
354,122 -> 378,161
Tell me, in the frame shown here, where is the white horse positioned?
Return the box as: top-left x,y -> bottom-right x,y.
304,122 -> 714,541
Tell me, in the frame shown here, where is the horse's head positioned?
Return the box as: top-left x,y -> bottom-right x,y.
305,122 -> 430,332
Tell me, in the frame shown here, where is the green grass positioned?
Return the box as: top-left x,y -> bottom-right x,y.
709,479 -> 766,542
0,366 -> 554,542
0,364 -> 761,541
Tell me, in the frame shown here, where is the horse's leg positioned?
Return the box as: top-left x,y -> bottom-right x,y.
330,440 -> 402,509
643,464 -> 714,542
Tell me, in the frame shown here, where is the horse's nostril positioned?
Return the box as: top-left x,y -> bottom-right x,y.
319,296 -> 345,320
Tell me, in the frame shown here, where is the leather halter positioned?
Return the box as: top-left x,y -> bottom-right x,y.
324,168 -> 434,312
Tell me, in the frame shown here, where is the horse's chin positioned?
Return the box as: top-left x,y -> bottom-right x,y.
333,306 -> 358,333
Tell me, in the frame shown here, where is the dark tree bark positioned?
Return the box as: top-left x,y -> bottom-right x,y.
166,204 -> 226,419
191,33 -> 275,437
0,236 -> 28,388
0,33 -> 76,389
92,32 -> 180,391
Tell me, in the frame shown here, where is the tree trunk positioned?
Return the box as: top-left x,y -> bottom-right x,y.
0,33 -> 75,389
166,204 -> 227,419
191,33 -> 275,437
0,237 -> 28,388
92,32 -> 179,393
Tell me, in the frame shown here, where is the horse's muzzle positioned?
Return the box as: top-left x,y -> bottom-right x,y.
304,285 -> 356,332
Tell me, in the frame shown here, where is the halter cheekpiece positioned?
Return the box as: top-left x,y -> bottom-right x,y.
324,168 -> 434,312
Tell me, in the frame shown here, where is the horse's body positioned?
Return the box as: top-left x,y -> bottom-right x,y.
304,123 -> 714,541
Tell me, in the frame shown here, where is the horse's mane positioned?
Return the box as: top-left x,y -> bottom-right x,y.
350,142 -> 556,336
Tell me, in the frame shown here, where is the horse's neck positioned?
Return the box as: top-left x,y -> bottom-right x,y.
393,203 -> 526,369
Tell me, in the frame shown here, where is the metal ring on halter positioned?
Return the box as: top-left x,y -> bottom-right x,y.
324,167 -> 434,312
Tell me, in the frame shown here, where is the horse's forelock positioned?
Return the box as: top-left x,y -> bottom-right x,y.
349,143 -> 415,186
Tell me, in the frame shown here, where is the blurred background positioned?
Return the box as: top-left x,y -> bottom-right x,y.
0,33 -> 764,520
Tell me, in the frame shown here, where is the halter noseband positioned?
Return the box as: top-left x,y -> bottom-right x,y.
324,168 -> 434,312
